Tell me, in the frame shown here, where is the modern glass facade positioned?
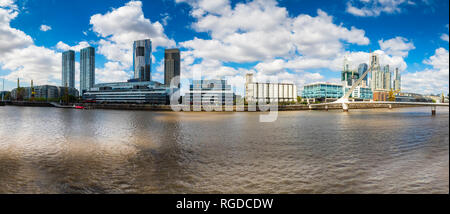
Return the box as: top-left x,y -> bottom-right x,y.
133,39 -> 152,81
358,63 -> 369,86
62,50 -> 75,88
84,81 -> 169,104
302,83 -> 343,99
80,47 -> 95,95
189,80 -> 234,105
349,86 -> 373,100
164,49 -> 180,88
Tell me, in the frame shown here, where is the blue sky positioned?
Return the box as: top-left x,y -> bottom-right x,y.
0,0 -> 448,95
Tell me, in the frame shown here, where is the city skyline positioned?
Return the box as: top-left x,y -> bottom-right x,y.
0,0 -> 448,95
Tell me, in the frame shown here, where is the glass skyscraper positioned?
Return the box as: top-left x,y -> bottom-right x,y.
164,49 -> 180,88
358,63 -> 369,87
133,39 -> 152,82
80,47 -> 95,95
62,50 -> 75,88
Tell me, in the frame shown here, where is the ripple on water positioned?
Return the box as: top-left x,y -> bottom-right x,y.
0,106 -> 448,193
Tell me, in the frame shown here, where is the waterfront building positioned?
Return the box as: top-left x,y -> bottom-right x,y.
189,80 -> 234,106
350,86 -> 373,100
0,91 -> 9,101
358,63 -> 369,87
373,90 -> 389,101
83,81 -> 170,104
396,92 -> 433,103
62,50 -> 75,88
245,73 -> 297,103
80,47 -> 95,95
164,49 -> 181,88
302,82 -> 343,102
370,53 -> 383,90
393,68 -> 401,92
11,85 -> 79,100
133,39 -> 152,82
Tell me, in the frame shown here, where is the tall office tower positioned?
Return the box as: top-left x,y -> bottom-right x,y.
394,67 -> 401,92
80,47 -> 95,95
245,73 -> 254,102
358,63 -> 369,87
383,65 -> 391,90
133,39 -> 152,82
370,53 -> 382,90
62,50 -> 75,88
164,49 -> 180,88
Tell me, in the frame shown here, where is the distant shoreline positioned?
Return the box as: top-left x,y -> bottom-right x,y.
1,101 -> 430,112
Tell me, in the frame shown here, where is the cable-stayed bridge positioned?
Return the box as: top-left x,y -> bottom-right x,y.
308,65 -> 449,114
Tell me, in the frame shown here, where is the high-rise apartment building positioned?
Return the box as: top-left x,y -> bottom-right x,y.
80,47 -> 95,95
62,50 -> 75,88
383,65 -> 391,90
133,39 -> 152,82
394,67 -> 401,92
164,49 -> 180,88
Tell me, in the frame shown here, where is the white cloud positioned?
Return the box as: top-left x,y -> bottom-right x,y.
96,61 -> 131,83
56,41 -> 90,52
179,0 -> 370,66
378,36 -> 415,57
0,2 -> 62,88
0,0 -> 16,9
90,0 -> 175,67
1,45 -> 61,86
175,0 -> 414,96
346,0 -> 411,17
0,6 -> 33,58
40,24 -> 51,32
441,33 -> 449,42
402,48 -> 449,94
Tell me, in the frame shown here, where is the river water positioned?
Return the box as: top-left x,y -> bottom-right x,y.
0,106 -> 448,194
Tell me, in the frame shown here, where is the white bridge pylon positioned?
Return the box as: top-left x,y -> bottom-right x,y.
333,64 -> 373,111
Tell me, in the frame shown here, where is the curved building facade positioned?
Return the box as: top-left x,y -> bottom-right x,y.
133,39 -> 152,82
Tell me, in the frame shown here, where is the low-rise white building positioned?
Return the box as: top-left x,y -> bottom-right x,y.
245,73 -> 297,103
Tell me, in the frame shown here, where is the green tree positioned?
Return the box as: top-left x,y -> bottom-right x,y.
388,89 -> 396,101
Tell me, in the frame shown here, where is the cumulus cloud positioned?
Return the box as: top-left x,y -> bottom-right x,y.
441,34 -> 449,42
0,5 -> 33,58
96,61 -> 132,83
378,36 -> 415,57
40,24 -> 51,32
346,0 -> 411,17
402,48 -> 449,94
56,41 -> 90,52
176,0 -> 412,95
86,1 -> 176,83
0,2 -> 62,87
90,0 -> 175,67
179,0 -> 370,66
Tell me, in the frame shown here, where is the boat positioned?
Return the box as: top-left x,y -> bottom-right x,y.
74,105 -> 85,109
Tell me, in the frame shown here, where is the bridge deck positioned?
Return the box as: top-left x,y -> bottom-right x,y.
309,101 -> 449,107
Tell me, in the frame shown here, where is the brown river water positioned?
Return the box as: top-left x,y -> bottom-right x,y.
0,106 -> 448,193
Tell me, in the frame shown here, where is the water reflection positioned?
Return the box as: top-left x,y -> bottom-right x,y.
0,106 -> 448,193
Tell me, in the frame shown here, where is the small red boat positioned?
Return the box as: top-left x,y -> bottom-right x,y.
74,106 -> 85,109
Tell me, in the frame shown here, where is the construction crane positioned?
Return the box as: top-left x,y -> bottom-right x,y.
31,80 -> 35,102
